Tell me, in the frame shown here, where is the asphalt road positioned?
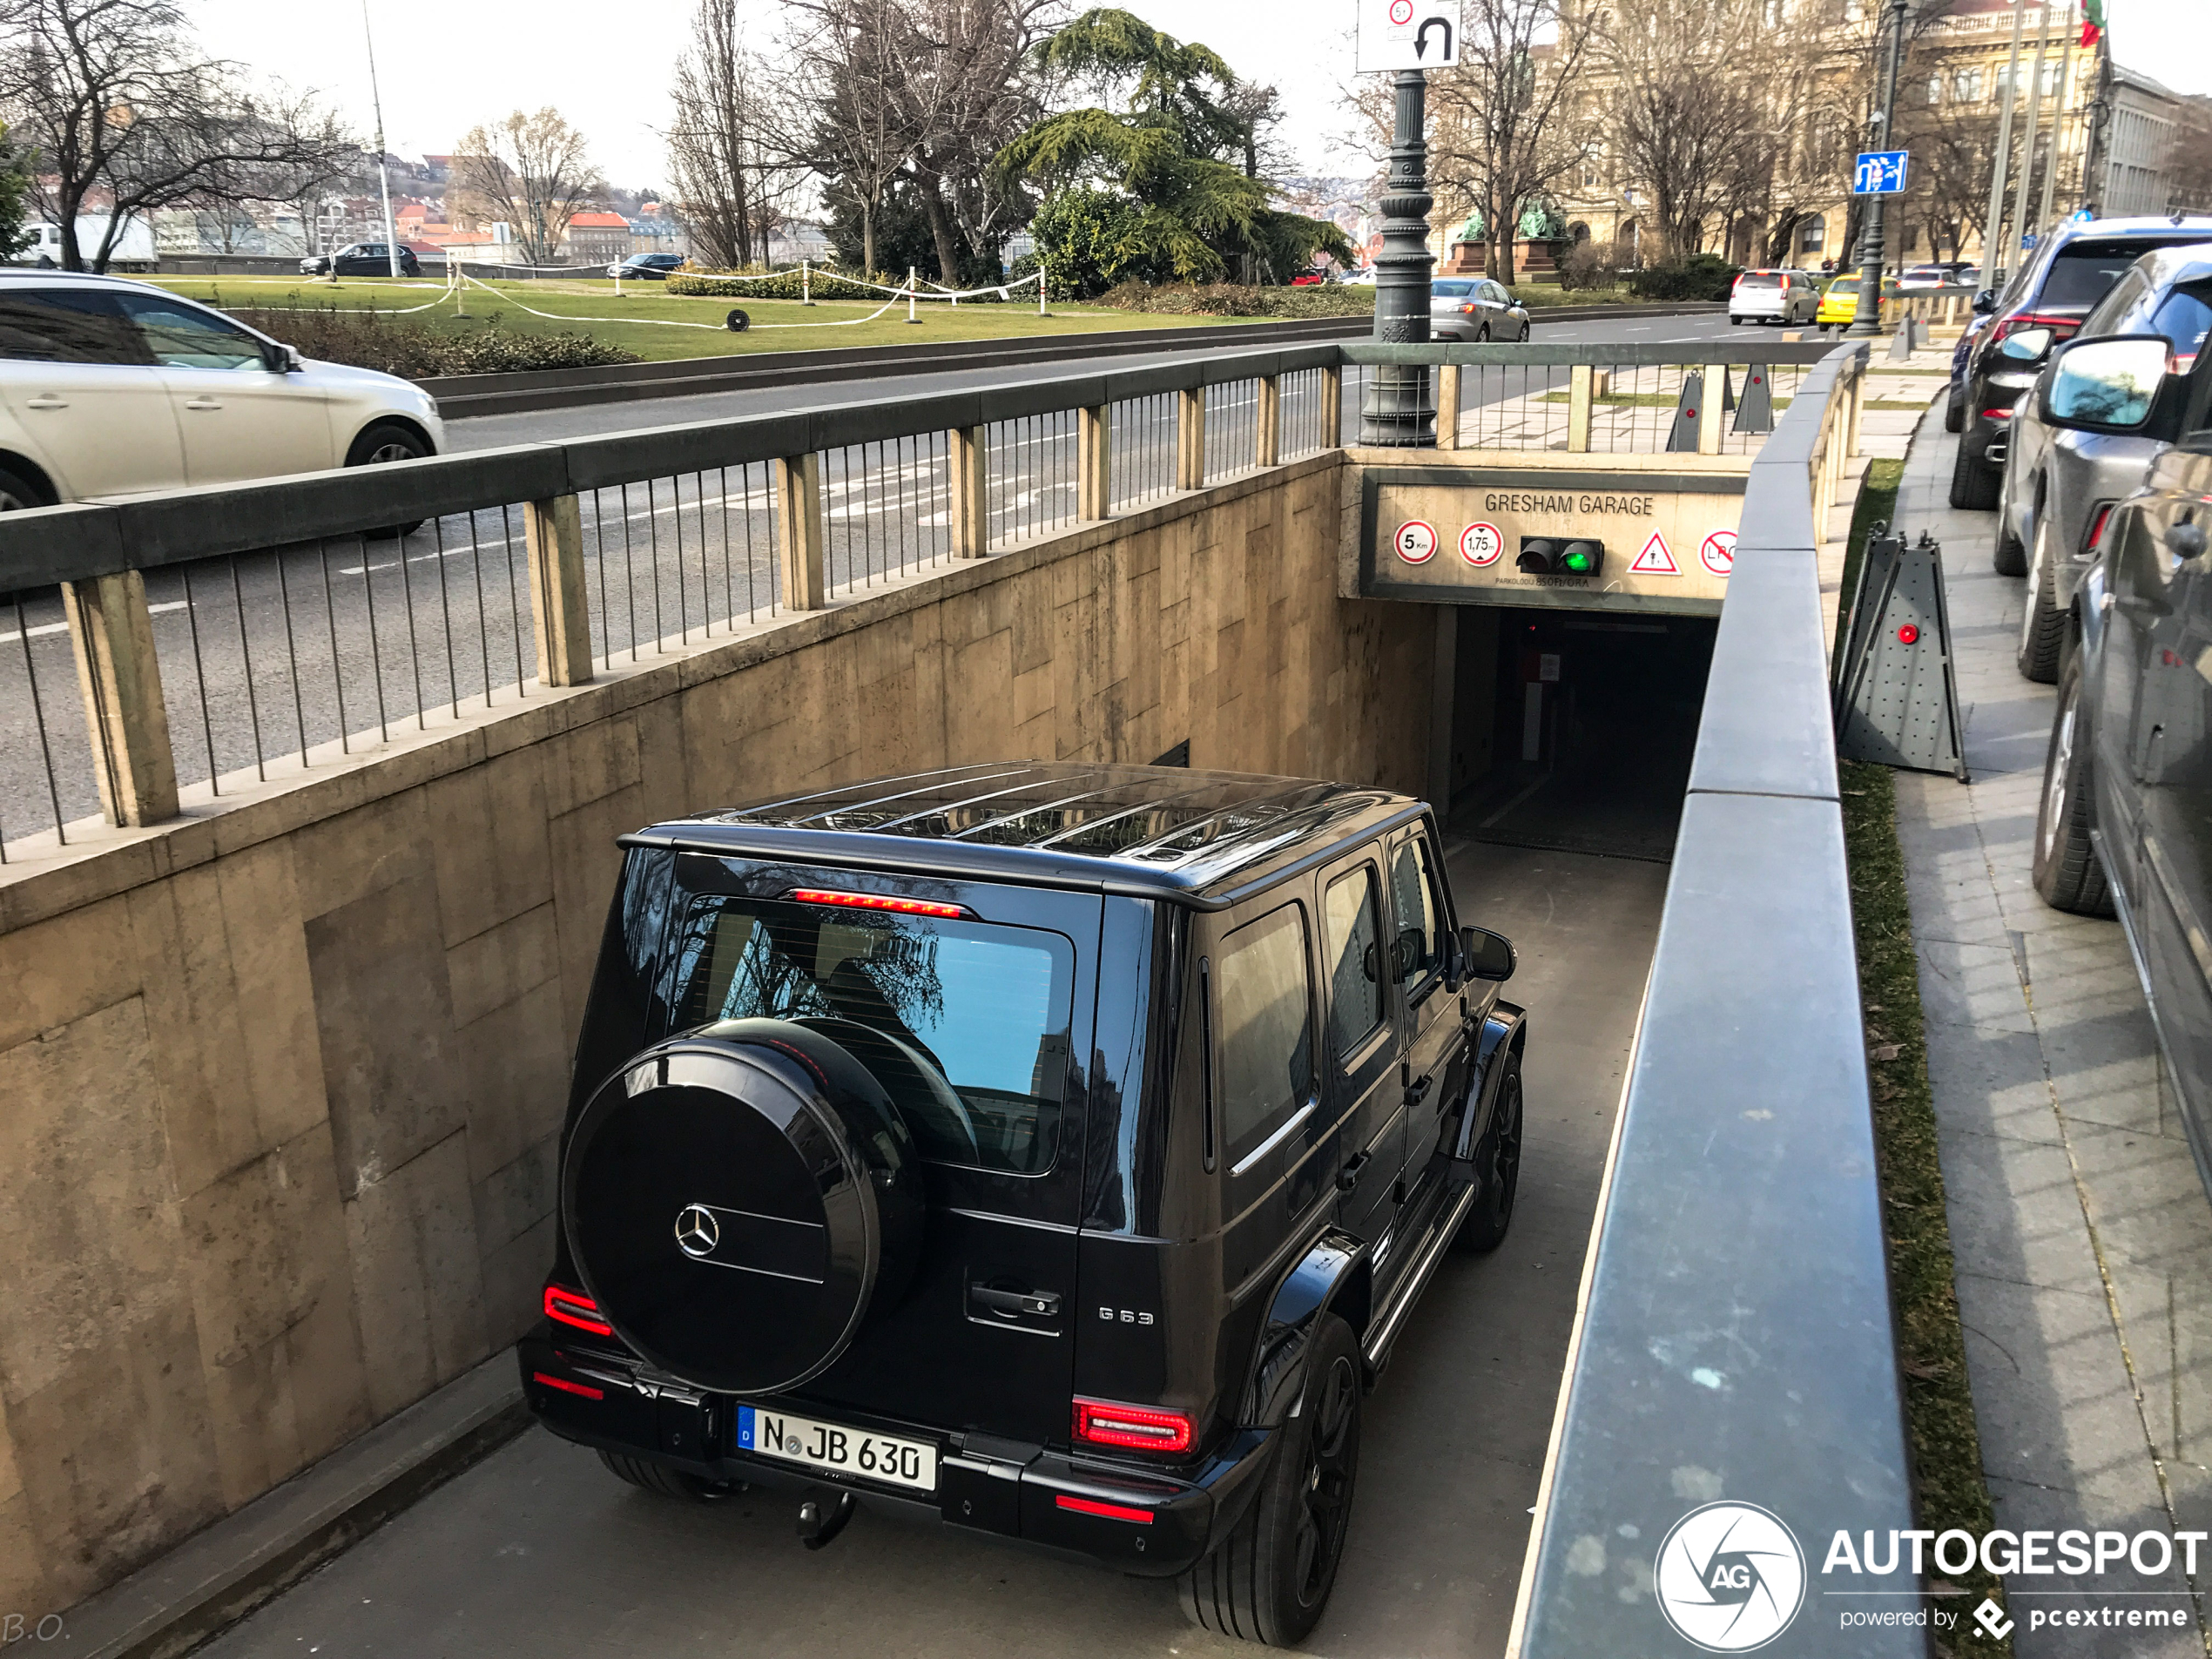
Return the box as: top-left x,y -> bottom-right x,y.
0,313 -> 1741,845
188,833 -> 1670,1659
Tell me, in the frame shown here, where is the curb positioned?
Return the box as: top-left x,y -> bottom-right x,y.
56,1352 -> 531,1659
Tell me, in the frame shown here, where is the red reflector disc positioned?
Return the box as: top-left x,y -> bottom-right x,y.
1898,624 -> 1920,644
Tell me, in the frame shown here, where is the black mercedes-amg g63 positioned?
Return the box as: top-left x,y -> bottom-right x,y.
521,762 -> 1525,1646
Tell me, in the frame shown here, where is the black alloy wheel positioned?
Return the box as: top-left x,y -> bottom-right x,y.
2032,651 -> 2114,916
2017,511 -> 2068,682
1456,1050 -> 1523,1253
1179,1313 -> 1363,1647
1949,433 -> 2001,511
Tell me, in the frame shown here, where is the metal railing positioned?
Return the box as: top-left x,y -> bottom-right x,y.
1507,341 -> 1919,1658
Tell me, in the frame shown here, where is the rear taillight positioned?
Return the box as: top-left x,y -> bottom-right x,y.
1055,1494 -> 1156,1523
1460,302 -> 1477,314
1073,1398 -> 1195,1454
1990,311 -> 2080,346
1983,408 -> 2017,420
544,1283 -> 614,1336
2084,502 -> 2115,555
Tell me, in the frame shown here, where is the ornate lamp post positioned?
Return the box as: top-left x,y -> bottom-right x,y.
1847,0 -> 1912,338
1360,68 -> 1437,445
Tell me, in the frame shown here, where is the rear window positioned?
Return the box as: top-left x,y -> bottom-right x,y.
1738,273 -> 1784,287
666,894 -> 1076,1174
1433,280 -> 1476,298
1828,278 -> 1860,294
2040,239 -> 2210,309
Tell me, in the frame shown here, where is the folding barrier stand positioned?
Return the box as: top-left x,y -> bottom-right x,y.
1664,370 -> 1704,452
1834,524 -> 1969,781
1733,363 -> 1775,434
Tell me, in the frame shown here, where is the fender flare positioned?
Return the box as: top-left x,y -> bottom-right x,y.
1444,999 -> 1528,1177
1238,1229 -> 1371,1430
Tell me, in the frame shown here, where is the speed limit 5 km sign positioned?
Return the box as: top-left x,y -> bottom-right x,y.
1394,519 -> 1439,563
1358,0 -> 1460,69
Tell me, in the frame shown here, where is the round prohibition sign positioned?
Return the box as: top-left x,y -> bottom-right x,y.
1387,0 -> 1414,22
1460,521 -> 1504,567
1394,519 -> 1439,564
1701,529 -> 1737,577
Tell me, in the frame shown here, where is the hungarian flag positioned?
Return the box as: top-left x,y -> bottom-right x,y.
2080,0 -> 2105,47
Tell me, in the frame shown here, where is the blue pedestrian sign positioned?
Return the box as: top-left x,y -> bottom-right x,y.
1852,151 -> 1910,195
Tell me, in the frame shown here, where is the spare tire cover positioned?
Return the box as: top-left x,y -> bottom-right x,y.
562,1019 -> 924,1395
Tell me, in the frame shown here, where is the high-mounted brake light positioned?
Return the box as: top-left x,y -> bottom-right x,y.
790,888 -> 968,919
1074,1398 -> 1196,1454
544,1283 -> 615,1336
531,1370 -> 604,1400
1055,1494 -> 1156,1524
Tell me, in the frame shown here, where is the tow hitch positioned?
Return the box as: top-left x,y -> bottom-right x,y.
798,1488 -> 860,1550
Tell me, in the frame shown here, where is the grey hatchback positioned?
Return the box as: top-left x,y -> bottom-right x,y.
2000,242 -> 2212,681
1431,278 -> 1530,342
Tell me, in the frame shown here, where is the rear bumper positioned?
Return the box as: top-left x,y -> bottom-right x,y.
519,1331 -> 1274,1575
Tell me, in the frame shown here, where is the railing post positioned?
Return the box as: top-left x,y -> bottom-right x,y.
1078,405 -> 1111,520
1567,363 -> 1595,454
61,569 -> 179,826
949,425 -> 988,557
1697,362 -> 1727,455
1846,359 -> 1867,458
773,451 -> 828,607
1435,362 -> 1460,452
1176,385 -> 1205,490
523,493 -> 592,685
1319,364 -> 1343,449
1255,375 -> 1281,469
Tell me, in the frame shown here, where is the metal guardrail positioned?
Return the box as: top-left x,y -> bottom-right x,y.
1508,341 -> 1919,1657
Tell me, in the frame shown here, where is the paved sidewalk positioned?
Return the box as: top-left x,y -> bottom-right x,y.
1891,405 -> 2212,1655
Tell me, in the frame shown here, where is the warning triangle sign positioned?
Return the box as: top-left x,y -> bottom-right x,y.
1629,531 -> 1680,575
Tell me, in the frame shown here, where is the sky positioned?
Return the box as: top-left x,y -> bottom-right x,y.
193,0 -> 2212,198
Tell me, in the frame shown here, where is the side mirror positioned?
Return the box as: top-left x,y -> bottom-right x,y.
1998,326 -> 2054,362
1973,289 -> 1997,314
1460,926 -> 1516,983
2040,336 -> 2174,435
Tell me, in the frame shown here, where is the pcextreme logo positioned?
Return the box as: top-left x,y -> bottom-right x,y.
1654,1502 -> 1807,1652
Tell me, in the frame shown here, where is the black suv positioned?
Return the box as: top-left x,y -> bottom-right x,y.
521,763 -> 1525,1645
298,242 -> 422,278
1950,215 -> 2212,510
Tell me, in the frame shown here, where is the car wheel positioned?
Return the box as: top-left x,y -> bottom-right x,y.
1948,435 -> 2001,511
1179,1312 -> 1360,1648
1993,505 -> 2028,577
0,459 -> 54,513
1455,1048 -> 1522,1253
346,421 -> 431,537
2017,513 -> 2068,683
1474,323 -> 1490,342
1730,315 -> 1743,325
597,1449 -> 746,1501
2032,651 -> 2114,917
1517,320 -> 1530,341
1944,381 -> 1966,434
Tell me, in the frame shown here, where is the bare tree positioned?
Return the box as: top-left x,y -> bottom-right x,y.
187,85 -> 355,253
0,0 -> 359,270
1420,0 -> 1596,281
901,0 -> 1059,283
667,0 -> 796,267
452,108 -> 604,266
773,0 -> 929,274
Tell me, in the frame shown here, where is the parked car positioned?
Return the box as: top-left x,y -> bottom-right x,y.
1998,243 -> 2212,681
1949,215 -> 2212,511
1290,271 -> 1327,287
1945,312 -> 1993,433
1342,267 -> 1378,287
1431,277 -> 1531,342
1816,272 -> 1898,329
1899,262 -> 1976,291
522,763 -> 1527,1647
1729,268 -> 1820,326
0,272 -> 443,510
609,252 -> 687,280
2033,335 -> 2212,1187
298,242 -> 422,278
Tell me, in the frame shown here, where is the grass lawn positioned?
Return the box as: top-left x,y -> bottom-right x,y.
145,274 -> 1247,362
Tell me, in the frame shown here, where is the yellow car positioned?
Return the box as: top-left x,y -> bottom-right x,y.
1817,273 -> 1900,328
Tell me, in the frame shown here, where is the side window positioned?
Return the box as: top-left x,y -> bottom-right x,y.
1213,904 -> 1316,1172
1387,834 -> 1446,988
1323,863 -> 1386,1057
2151,281 -> 2212,367
112,295 -> 268,371
0,289 -> 151,365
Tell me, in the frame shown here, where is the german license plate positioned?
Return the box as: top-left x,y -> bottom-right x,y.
736,1405 -> 937,1493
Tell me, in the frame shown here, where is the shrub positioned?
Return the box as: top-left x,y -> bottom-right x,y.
667,266 -> 900,301
222,298 -> 639,379
1026,187 -> 1173,300
1557,239 -> 1619,293
1626,253 -> 1739,302
1093,281 -> 1375,318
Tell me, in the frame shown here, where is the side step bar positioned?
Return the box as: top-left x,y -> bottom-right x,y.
1362,1183 -> 1480,1373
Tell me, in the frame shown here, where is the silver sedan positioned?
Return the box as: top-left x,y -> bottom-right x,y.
1431,277 -> 1531,342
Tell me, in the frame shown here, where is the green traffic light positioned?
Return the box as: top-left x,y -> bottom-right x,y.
1561,549 -> 1595,574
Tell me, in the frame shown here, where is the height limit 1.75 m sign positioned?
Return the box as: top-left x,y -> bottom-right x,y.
1357,0 -> 1461,69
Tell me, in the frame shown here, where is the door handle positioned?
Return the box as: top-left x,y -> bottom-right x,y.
184,398 -> 224,411
1405,1074 -> 1434,1108
969,1284 -> 1060,1319
1337,1150 -> 1372,1193
24,395 -> 67,410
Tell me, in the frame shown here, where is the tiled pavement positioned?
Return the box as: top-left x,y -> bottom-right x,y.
1892,401 -> 2212,1655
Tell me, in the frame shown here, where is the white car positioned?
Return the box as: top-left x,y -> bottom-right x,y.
0,271 -> 443,512
1728,268 -> 1821,325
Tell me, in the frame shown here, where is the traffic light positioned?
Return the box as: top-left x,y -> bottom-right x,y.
1517,537 -> 1605,577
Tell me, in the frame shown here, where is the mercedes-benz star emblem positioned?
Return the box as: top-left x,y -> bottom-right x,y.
674,1204 -> 720,1258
